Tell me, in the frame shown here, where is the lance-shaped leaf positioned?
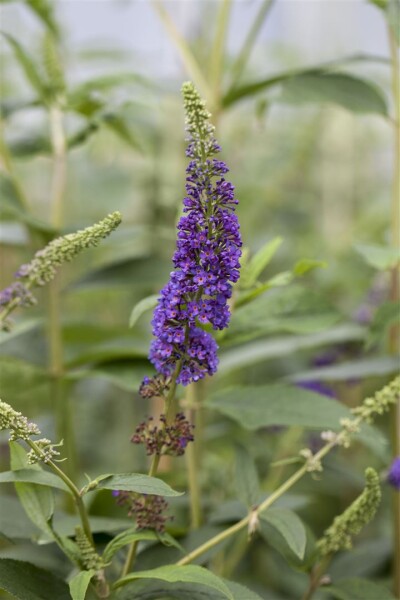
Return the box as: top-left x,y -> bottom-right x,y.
9,442 -> 55,535
69,570 -> 96,600
260,508 -> 307,560
113,565 -> 234,599
325,578 -> 395,600
83,473 -> 183,497
1,33 -> 47,100
129,294 -> 159,328
0,468 -> 69,492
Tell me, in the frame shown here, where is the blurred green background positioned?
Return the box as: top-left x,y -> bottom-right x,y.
0,1 -> 398,598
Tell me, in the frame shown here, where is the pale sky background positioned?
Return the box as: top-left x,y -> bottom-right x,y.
1,0 -> 389,85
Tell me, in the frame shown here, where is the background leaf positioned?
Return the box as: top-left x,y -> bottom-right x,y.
324,578 -> 395,600
260,508 -> 307,560
0,558 -> 71,600
93,473 -> 183,497
208,384 -> 350,430
114,565 -> 234,599
9,443 -> 55,535
234,445 -> 260,508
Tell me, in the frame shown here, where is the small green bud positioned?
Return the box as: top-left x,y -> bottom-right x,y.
16,211 -> 122,287
317,468 -> 381,556
352,376 -> 400,423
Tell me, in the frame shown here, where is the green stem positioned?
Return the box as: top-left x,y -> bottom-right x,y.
185,384 -> 202,528
121,360 -> 183,578
301,556 -> 332,600
25,438 -> 94,546
387,20 -> 400,599
229,0 -> 275,87
151,1 -> 212,106
47,103 -> 77,485
209,0 -> 231,110
176,433 -> 344,566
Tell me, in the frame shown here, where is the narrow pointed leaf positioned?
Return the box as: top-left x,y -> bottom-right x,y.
129,294 -> 159,328
260,508 -> 307,560
88,473 -> 183,497
0,468 -> 69,492
9,442 -> 55,534
114,565 -> 234,599
69,570 -> 96,600
1,32 -> 47,99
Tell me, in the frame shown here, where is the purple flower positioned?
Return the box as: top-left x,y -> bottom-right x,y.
147,82 -> 242,386
388,457 -> 400,490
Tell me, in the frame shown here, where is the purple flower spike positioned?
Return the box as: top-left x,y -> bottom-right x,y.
388,457 -> 400,490
146,82 -> 242,387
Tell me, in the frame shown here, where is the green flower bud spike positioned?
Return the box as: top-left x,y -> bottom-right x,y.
317,468 -> 381,556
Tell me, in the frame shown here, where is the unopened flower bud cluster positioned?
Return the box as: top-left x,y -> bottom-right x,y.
317,468 -> 381,556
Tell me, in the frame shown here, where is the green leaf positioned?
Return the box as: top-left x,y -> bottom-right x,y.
223,56 -> 389,109
9,442 -> 55,534
129,294 -> 159,328
325,578 -> 395,600
293,259 -> 327,276
69,570 -> 95,600
219,324 -> 364,373
103,528 -> 183,564
1,33 -> 47,99
240,237 -> 283,288
24,0 -> 60,38
102,112 -> 143,152
291,355 -> 399,383
234,445 -> 260,508
114,565 -> 234,599
354,243 -> 400,270
207,384 -> 350,430
0,173 -> 55,234
87,473 -> 183,497
70,361 -> 150,393
117,578 -> 264,600
225,286 -> 340,346
278,73 -> 387,115
0,469 -> 69,492
0,558 -> 71,600
0,495 -> 40,540
260,508 -> 307,560
366,302 -> 400,348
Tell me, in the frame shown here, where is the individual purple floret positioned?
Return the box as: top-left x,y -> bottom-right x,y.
388,456 -> 400,490
147,82 -> 242,387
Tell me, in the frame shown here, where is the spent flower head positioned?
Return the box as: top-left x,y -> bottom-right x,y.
113,491 -> 170,533
146,82 -> 242,386
131,412 -> 194,456
317,468 -> 381,556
